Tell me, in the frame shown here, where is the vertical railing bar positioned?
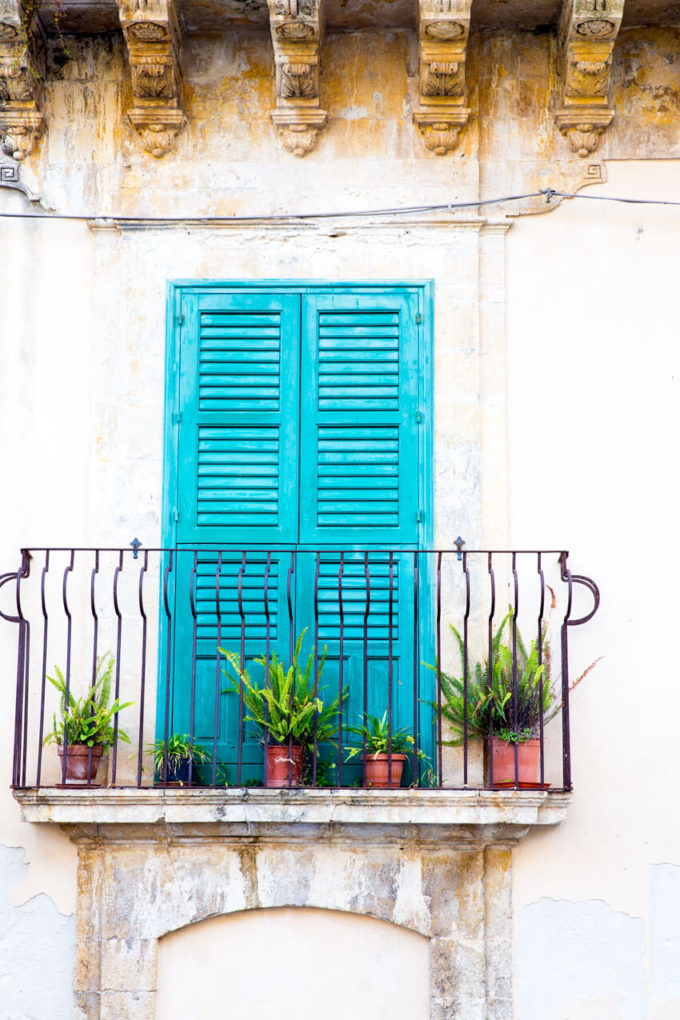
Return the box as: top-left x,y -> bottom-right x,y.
60,550 -> 75,787
436,551 -> 443,788
12,555 -> 29,788
188,550 -> 199,787
135,550 -> 149,788
312,552 -> 320,787
20,613 -> 31,788
487,552 -> 496,789
387,551 -> 394,788
559,552 -> 573,791
412,551 -> 419,784
236,550 -> 246,787
362,552 -> 370,769
512,552 -> 519,789
162,551 -> 174,788
212,550 -> 223,787
462,550 -> 470,787
263,551 -> 272,788
36,550 -> 50,788
85,549 -> 100,787
537,552 -> 546,787
111,551 -> 124,786
337,552 -> 344,788
286,552 -> 295,788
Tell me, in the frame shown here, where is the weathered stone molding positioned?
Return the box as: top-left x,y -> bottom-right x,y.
266,0 -> 327,156
117,0 -> 186,158
555,0 -> 625,157
0,0 -> 46,161
413,0 -> 472,156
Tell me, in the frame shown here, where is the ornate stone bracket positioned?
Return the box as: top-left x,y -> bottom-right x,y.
266,0 -> 327,156
117,0 -> 186,158
0,1 -> 46,161
413,0 -> 472,156
555,0 -> 625,157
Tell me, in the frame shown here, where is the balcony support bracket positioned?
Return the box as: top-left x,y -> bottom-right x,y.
555,0 -> 625,157
0,1 -> 46,162
413,0 -> 472,156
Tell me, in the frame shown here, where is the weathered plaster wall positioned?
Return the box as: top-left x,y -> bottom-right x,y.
507,160 -> 680,1017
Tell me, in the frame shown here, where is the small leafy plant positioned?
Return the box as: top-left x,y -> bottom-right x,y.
220,629 -> 345,749
429,611 -> 554,745
43,654 -> 132,748
147,733 -> 212,774
345,711 -> 416,759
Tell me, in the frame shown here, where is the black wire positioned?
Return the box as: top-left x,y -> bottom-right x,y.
1,186 -> 679,225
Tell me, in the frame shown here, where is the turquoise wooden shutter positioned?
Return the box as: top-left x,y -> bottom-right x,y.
176,291 -> 300,545
299,291 -> 420,546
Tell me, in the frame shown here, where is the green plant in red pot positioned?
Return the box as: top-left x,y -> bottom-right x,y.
220,630 -> 344,788
345,712 -> 426,789
43,654 -> 132,784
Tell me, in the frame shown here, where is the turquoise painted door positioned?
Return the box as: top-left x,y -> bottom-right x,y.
166,285 -> 430,783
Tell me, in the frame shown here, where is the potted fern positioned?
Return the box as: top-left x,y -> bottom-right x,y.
43,654 -> 133,783
147,733 -> 212,786
345,712 -> 417,788
220,630 -> 344,787
431,611 -> 554,786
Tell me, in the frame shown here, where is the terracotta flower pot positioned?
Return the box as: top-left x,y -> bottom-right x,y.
265,743 -> 304,787
364,753 -> 407,789
57,743 -> 104,783
491,737 -> 540,787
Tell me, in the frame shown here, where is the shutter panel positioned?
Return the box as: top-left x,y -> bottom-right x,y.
176,292 -> 300,545
299,292 -> 420,546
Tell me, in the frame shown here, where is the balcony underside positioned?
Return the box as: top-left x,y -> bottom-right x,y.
37,0 -> 680,36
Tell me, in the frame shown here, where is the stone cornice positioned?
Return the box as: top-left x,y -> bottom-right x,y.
413,0 -> 472,155
0,0 -> 46,161
15,787 -> 571,843
117,0 -> 186,158
267,0 -> 328,156
555,0 -> 626,156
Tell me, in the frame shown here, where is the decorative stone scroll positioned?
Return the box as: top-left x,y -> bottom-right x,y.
266,0 -> 327,156
117,0 -> 185,158
0,0 -> 46,161
555,0 -> 625,157
413,0 -> 472,155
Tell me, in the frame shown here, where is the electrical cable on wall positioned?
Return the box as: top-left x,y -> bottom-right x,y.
0,187 -> 680,225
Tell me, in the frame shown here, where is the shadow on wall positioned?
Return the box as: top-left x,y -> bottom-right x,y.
156,906 -> 430,1020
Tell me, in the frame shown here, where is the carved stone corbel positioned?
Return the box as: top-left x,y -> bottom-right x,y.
267,0 -> 327,156
117,0 -> 186,158
555,0 -> 625,157
0,1 -> 46,161
413,0 -> 472,155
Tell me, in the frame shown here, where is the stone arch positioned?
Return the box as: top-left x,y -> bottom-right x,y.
156,906 -> 431,1020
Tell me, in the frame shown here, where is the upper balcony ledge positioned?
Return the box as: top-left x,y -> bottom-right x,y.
13,787 -> 571,842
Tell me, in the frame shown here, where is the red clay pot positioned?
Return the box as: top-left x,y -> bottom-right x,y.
491,738 -> 540,786
265,743 -> 304,787
57,744 -> 104,783
364,753 -> 407,789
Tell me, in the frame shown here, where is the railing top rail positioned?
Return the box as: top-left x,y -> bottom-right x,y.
18,546 -> 571,555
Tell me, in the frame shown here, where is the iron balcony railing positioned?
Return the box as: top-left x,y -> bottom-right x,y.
0,546 -> 599,793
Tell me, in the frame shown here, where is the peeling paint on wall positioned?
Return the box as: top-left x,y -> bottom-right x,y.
0,845 -> 75,1020
516,898 -> 645,1020
650,863 -> 680,1005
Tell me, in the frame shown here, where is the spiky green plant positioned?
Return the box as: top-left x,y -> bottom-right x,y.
345,711 -> 415,759
220,630 -> 345,748
429,611 -> 554,745
43,654 -> 133,748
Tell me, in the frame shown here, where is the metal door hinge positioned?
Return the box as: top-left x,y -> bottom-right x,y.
173,510 -> 180,522
172,412 -> 182,424
416,510 -> 422,523
415,313 -> 422,324
415,411 -> 423,424
177,313 -> 185,325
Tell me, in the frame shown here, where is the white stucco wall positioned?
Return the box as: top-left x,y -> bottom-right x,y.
507,160 -> 680,1019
